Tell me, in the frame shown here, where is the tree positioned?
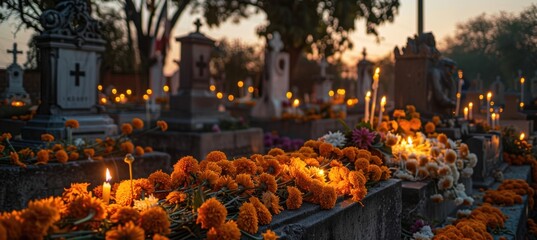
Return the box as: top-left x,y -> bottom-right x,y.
443,5 -> 537,89
201,0 -> 400,75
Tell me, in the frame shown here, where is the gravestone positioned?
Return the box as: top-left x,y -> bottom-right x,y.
501,92 -> 533,134
531,71 -> 537,103
0,43 -> 31,105
356,48 -> 373,100
312,58 -> 333,103
465,133 -> 504,188
490,76 -> 506,107
251,32 -> 290,119
394,33 -> 457,117
20,0 -> 117,140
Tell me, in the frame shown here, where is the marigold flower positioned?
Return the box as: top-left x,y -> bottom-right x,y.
348,170 -> 366,188
437,133 -> 448,145
10,152 -> 26,168
293,168 -> 312,191
120,141 -> 135,153
237,202 -> 258,234
236,173 -> 255,196
206,151 -> 227,162
437,165 -> 452,177
115,179 -> 155,206
121,123 -> 134,135
173,156 -> 199,175
445,149 -> 457,164
350,187 -> 367,202
165,191 -> 187,204
152,234 -> 169,240
233,158 -> 257,175
217,160 -> 237,177
369,155 -> 383,166
432,116 -> 441,126
135,146 -> 145,156
207,220 -> 241,240
214,175 -> 238,191
132,118 -> 144,129
62,182 -> 90,203
36,149 -> 50,164
262,191 -> 283,214
354,158 -> 369,172
342,147 -> 357,162
201,161 -> 223,174
66,195 -> 107,221
262,229 -> 279,240
423,122 -> 436,134
199,170 -> 219,186
41,133 -> 55,142
111,206 -> 141,225
263,158 -> 282,176
380,166 -> 391,180
140,207 -> 170,235
148,170 -> 171,198
83,148 -> 95,158
393,109 -> 406,118
65,119 -> 80,128
106,221 -> 145,240
55,150 -> 68,164
398,119 -> 411,133
1,133 -> 13,141
144,146 -> 153,153
258,173 -> 278,193
438,176 -> 454,190
156,120 -> 168,131
286,186 -> 303,210
249,196 -> 272,225
196,198 -> 227,229
69,152 -> 79,161
368,164 -> 383,182
20,197 -> 63,238
459,143 -> 469,158
410,118 -> 422,131
267,148 -> 285,156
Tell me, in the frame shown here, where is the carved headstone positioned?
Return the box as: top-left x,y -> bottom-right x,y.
1,43 -> 31,105
251,32 -> 290,119
21,0 -> 117,140
489,76 -> 505,106
356,48 -> 373,100
312,57 -> 333,103
394,33 -> 457,116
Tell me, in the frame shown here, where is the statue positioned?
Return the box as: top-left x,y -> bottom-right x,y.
428,58 -> 457,109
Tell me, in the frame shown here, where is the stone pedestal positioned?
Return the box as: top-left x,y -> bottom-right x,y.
22,114 -> 117,140
0,152 -> 171,211
402,180 -> 459,224
251,116 -> 360,140
138,128 -> 264,160
465,132 -> 504,188
265,179 -> 401,240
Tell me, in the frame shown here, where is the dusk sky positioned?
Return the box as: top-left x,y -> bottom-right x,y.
0,0 -> 534,75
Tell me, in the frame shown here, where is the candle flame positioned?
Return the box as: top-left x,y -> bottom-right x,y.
293,99 -> 300,107
469,102 -> 473,108
407,137 -> 413,145
143,94 -> 149,101
374,67 -> 380,75
366,91 -> 371,98
126,89 -> 132,95
106,168 -> 111,182
381,96 -> 386,105
458,70 -> 463,79
286,91 -> 293,99
319,169 -> 324,176
521,77 -> 525,84
520,133 -> 525,141
487,92 -> 492,100
464,107 -> 468,113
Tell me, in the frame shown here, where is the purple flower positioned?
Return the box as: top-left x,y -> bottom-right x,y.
409,219 -> 428,234
351,127 -> 376,149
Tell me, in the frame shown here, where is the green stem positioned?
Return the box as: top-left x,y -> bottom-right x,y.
73,210 -> 96,225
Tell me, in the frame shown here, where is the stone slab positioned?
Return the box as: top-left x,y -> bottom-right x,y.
251,116 -> 360,140
402,180 -> 461,224
138,128 -> 264,160
0,152 -> 171,211
465,133 -> 503,188
264,179 -> 402,240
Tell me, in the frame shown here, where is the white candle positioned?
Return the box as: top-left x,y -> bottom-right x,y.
455,71 -> 463,116
486,92 -> 492,125
496,113 -> 500,127
468,102 -> 473,120
491,113 -> 496,129
365,91 -> 371,123
369,68 -> 380,124
463,107 -> 468,120
103,168 -> 111,204
292,99 -> 300,115
378,96 -> 386,128
521,77 -> 525,105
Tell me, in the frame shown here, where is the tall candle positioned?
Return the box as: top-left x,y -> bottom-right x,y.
463,107 -> 468,120
496,113 -> 500,127
378,96 -> 387,128
468,102 -> 473,120
143,94 -> 150,128
491,113 -> 496,129
369,68 -> 380,124
520,77 -> 525,105
103,168 -> 111,204
455,70 -> 463,116
364,91 -> 371,123
486,92 -> 492,125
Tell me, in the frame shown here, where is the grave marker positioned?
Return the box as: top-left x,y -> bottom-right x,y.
1,43 -> 30,105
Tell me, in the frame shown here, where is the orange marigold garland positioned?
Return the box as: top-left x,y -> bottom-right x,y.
196,198 -> 227,229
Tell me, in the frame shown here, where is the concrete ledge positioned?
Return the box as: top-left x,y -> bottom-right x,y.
251,116 -> 360,140
266,179 -> 402,240
139,128 -> 264,160
0,152 -> 171,211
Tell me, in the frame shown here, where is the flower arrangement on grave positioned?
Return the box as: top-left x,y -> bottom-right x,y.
0,118 -> 168,168
263,132 -> 304,152
483,179 -> 535,208
0,140 -> 391,239
502,126 -> 535,165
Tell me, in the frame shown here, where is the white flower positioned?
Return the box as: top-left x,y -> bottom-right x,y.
455,183 -> 465,192
467,153 -> 477,168
133,194 -> 159,211
464,197 -> 474,206
412,225 -> 434,240
455,159 -> 464,170
319,131 -> 346,148
395,171 -> 415,181
74,138 -> 85,147
457,209 -> 472,218
461,167 -> 473,178
430,194 -> 444,203
454,197 -> 464,206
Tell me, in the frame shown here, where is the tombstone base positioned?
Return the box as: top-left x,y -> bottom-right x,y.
251,98 -> 282,119
137,128 -> 264,160
251,116 -> 360,140
21,114 -> 117,140
402,180 -> 460,224
0,152 -> 171,211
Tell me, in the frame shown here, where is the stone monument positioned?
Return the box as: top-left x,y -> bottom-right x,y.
356,48 -> 373,101
312,57 -> 333,103
1,43 -> 31,105
21,0 -> 117,140
394,33 -> 457,117
489,76 -> 506,107
251,32 -> 290,119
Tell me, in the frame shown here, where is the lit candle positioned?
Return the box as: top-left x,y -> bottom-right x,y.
143,94 -> 150,128
468,102 -> 473,120
292,99 -> 300,115
369,67 -> 380,124
486,92 -> 492,125
491,113 -> 496,129
455,70 -> 463,116
364,91 -> 371,123
463,107 -> 468,120
378,96 -> 386,128
103,168 -> 111,204
520,132 -> 525,141
520,77 -> 525,105
496,113 -> 500,127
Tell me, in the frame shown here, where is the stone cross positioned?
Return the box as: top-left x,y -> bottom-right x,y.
319,58 -> 328,78
194,19 -> 202,33
70,63 -> 85,86
7,43 -> 23,64
195,55 -> 207,77
269,32 -> 283,53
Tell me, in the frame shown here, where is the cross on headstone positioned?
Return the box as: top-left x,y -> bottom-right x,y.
70,63 -> 85,86
7,43 -> 23,64
195,55 -> 207,77
194,19 -> 202,33
269,32 -> 283,53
